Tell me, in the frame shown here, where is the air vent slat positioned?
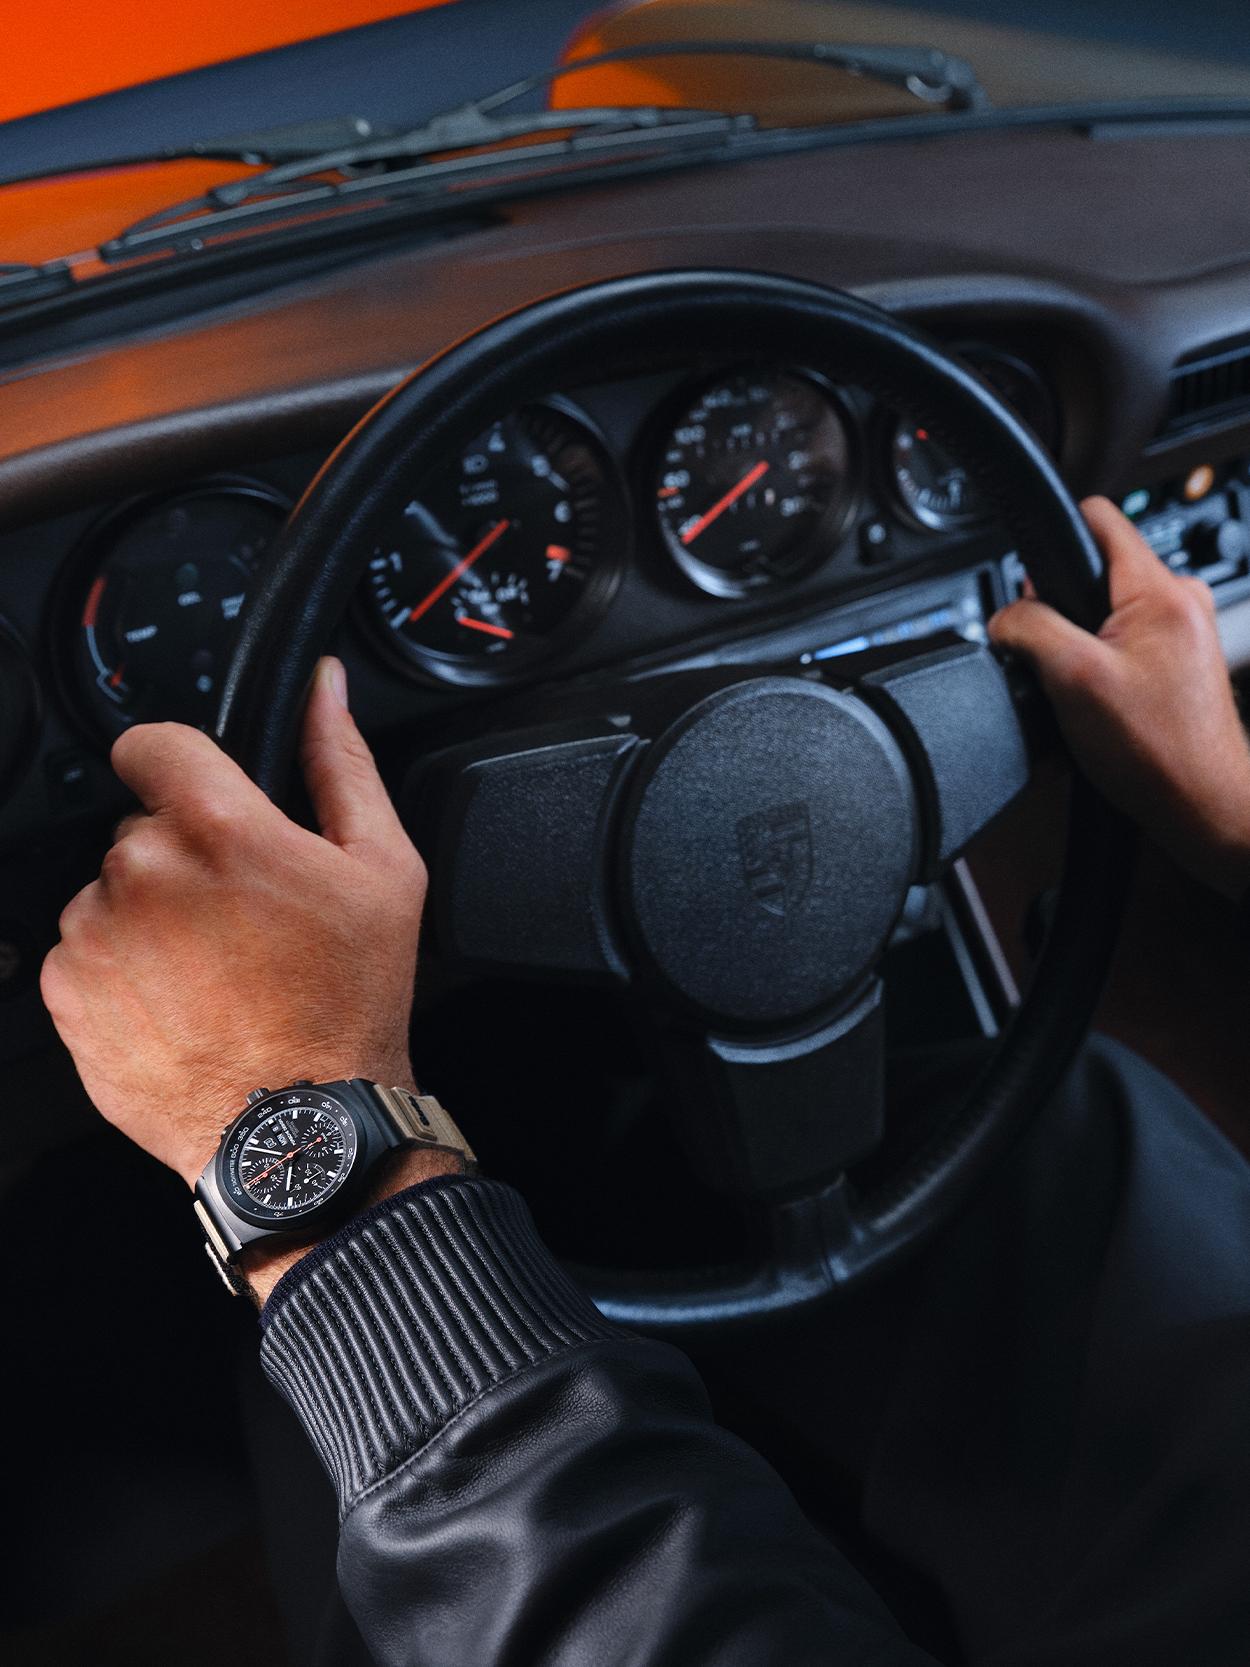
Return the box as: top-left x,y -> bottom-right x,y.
1160,335 -> 1250,437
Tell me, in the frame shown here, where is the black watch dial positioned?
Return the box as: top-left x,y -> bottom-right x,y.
220,1090 -> 359,1223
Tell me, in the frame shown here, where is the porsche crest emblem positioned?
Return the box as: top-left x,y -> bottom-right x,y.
735,801 -> 813,918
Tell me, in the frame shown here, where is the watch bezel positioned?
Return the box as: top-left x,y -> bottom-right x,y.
215,1086 -> 364,1231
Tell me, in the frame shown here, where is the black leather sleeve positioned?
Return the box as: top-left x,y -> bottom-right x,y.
259,1175 -> 938,1667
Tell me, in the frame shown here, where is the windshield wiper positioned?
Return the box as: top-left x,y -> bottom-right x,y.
98,107 -> 755,263
0,116 -> 401,191
88,38 -> 986,265
0,38 -> 984,202
0,38 -> 989,298
204,38 -> 989,210
0,261 -> 75,303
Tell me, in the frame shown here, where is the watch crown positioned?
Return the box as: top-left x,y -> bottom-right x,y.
245,1088 -> 270,1106
292,1078 -> 313,1087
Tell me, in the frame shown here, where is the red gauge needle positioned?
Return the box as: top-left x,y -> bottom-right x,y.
246,1134 -> 323,1190
680,460 -> 770,546
408,518 -> 511,624
455,614 -> 515,640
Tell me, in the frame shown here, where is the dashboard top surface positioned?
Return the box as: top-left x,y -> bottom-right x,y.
3,121 -> 1250,529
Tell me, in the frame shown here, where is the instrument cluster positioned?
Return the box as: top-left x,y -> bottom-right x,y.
51,348 -> 1057,737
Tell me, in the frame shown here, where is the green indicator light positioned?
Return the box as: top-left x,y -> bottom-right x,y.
1121,488 -> 1151,519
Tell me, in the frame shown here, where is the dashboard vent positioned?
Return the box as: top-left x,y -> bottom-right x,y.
1160,335 -> 1250,436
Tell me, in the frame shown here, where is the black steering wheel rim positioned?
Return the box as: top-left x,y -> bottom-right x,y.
218,269 -> 1133,1335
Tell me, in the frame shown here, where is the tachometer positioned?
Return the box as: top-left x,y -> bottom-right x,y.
653,369 -> 856,596
364,404 -> 626,685
66,482 -> 286,736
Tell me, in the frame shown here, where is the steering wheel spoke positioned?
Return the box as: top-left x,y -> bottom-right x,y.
858,641 -> 1033,881
407,724 -> 639,981
663,978 -> 886,1201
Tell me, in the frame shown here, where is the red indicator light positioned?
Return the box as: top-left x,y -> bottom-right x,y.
915,428 -> 930,442
546,544 -> 571,563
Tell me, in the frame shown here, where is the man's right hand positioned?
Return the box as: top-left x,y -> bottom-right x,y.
988,495 -> 1250,899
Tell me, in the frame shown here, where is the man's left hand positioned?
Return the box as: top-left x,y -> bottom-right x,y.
41,657 -> 429,1190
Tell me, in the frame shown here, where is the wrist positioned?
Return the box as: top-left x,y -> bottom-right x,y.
241,1143 -> 466,1306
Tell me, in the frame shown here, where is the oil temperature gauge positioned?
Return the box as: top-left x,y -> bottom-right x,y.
65,481 -> 286,736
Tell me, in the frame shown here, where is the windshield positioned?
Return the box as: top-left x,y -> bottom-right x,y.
555,1 -> 1250,121
12,0 -> 1250,132
7,0 -> 1250,277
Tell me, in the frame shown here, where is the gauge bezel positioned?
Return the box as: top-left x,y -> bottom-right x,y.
216,1088 -> 361,1230
646,364 -> 862,600
887,415 -> 991,535
52,475 -> 291,744
885,344 -> 1059,535
358,396 -> 630,691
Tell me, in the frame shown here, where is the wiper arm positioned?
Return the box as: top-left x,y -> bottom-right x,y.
196,37 -> 991,211
0,116 -> 399,191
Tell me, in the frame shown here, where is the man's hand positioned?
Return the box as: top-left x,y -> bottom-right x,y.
989,496 -> 1250,898
42,658 -> 437,1208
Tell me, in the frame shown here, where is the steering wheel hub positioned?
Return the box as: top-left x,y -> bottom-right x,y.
621,679 -> 916,1027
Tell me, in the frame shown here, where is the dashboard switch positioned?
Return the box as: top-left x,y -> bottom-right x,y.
1187,517 -> 1250,571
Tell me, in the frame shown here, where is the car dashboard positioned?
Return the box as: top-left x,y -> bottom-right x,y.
6,118 -> 1250,1079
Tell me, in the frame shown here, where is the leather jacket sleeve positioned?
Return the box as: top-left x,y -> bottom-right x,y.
259,1174 -> 938,1667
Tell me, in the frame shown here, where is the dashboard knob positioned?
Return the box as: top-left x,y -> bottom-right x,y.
1187,517 -> 1250,569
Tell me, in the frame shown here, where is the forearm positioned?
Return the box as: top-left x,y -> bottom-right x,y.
260,1176 -> 938,1667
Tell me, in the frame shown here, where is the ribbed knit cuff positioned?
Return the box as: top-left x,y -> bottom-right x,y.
258,1176 -> 624,1513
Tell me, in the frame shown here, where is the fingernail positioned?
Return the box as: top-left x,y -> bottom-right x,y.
320,657 -> 348,709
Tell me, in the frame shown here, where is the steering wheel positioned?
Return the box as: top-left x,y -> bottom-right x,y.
218,270 -> 1131,1336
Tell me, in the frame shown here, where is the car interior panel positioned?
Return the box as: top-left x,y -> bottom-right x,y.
6,4 -> 1250,1661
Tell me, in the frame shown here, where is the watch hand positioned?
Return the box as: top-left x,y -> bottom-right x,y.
246,1134 -> 324,1189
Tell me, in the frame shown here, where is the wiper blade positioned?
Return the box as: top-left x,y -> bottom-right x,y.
0,115 -> 399,191
0,261 -> 74,303
98,109 -> 754,264
161,37 -> 991,214
10,37 -> 989,292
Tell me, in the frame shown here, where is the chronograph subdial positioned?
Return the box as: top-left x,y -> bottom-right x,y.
363,403 -> 626,686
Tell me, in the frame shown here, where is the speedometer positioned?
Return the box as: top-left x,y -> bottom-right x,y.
653,369 -> 856,596
364,404 -> 626,685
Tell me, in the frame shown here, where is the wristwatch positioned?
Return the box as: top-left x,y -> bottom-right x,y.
193,1078 -> 476,1296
